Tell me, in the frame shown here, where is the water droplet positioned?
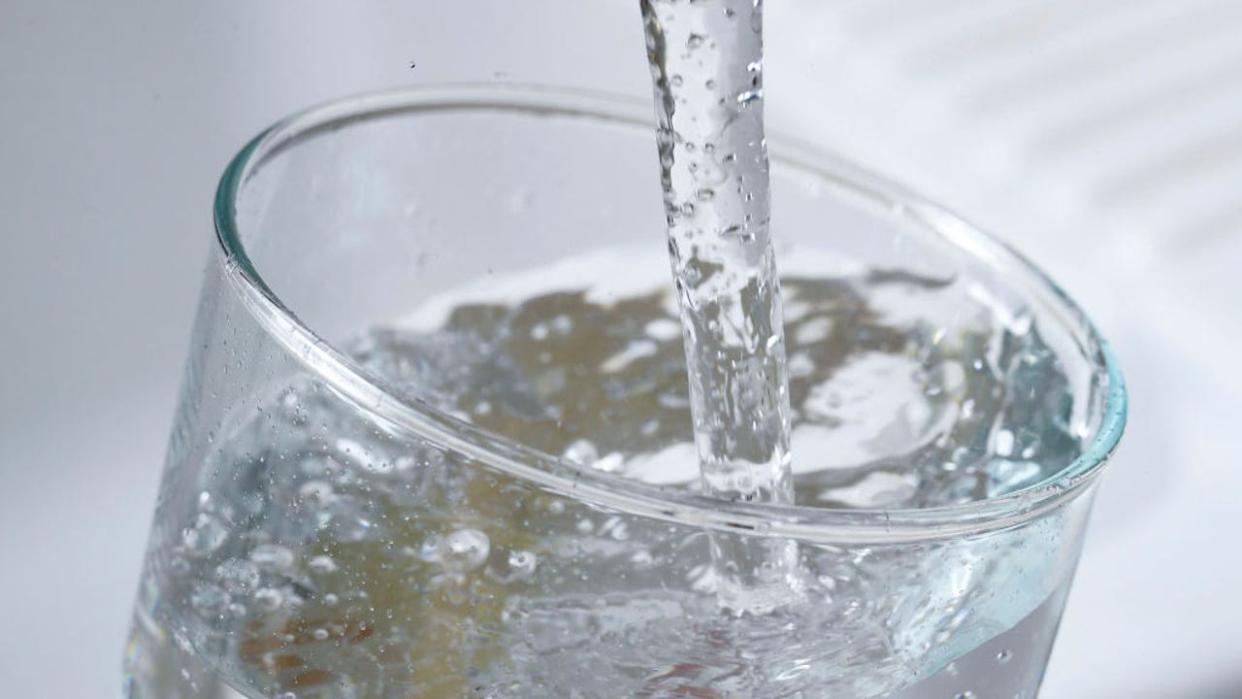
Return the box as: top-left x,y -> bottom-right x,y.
439,529 -> 490,572
312,628 -> 330,641
955,692 -> 976,699
686,33 -> 705,50
323,593 -> 339,607
997,649 -> 1012,663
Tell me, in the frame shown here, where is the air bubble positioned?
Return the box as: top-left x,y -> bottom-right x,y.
735,90 -> 762,107
190,582 -> 227,612
591,452 -> 625,473
297,480 -> 335,505
182,513 -> 229,556
562,439 -> 599,466
253,588 -> 284,611
995,429 -> 1015,456
307,555 -> 338,575
609,521 -> 630,541
439,529 -> 491,572
173,629 -> 194,653
249,544 -> 294,572
215,559 -> 260,594
508,550 -> 538,580
645,318 -> 681,341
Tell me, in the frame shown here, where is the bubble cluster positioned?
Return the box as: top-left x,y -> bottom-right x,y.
143,249 -> 1086,698
181,513 -> 228,556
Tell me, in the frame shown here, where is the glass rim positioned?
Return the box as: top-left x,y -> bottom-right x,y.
214,83 -> 1127,545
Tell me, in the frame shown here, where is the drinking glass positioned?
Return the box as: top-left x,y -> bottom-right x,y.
123,85 -> 1126,698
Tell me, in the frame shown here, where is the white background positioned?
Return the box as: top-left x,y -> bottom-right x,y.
1,2 -> 1239,697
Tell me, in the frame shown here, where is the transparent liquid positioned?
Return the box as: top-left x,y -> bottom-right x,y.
641,0 -> 797,612
125,250 -> 1085,698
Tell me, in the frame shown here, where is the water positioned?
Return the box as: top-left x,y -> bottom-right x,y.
125,250 -> 1088,697
641,0 -> 798,613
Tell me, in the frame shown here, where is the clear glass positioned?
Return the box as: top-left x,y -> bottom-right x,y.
123,85 -> 1126,699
